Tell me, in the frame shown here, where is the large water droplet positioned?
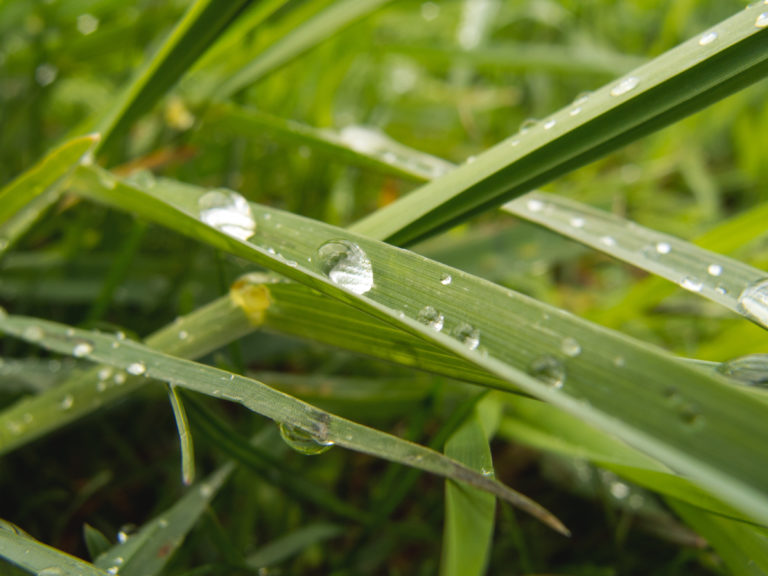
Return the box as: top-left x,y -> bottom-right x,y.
698,31 -> 718,45
417,306 -> 444,331
610,76 -> 639,97
72,341 -> 93,357
528,356 -> 565,388
198,189 -> 256,241
453,323 -> 480,350
561,337 -> 582,357
718,354 -> 768,388
316,240 -> 374,295
680,276 -> 703,293
756,12 -> 768,28
126,362 -> 146,376
737,279 -> 768,327
279,423 -> 334,455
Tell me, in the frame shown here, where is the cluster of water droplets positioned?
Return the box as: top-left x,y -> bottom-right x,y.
198,189 -> 256,241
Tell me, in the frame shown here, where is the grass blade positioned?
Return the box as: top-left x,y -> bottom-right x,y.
0,313 -> 567,535
167,384 -> 196,486
503,191 -> 768,330
246,523 -> 343,570
350,4 -> 768,244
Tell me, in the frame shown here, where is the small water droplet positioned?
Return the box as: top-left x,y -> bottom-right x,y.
610,76 -> 639,97
569,106 -> 582,116
655,242 -> 671,254
756,12 -> 768,27
680,276 -> 703,293
609,482 -> 630,500
117,524 -> 137,544
715,284 -> 728,295
510,139 -> 520,147
543,119 -> 556,130
528,356 -> 565,388
279,423 -> 334,455
116,331 -> 126,340
23,325 -> 44,342
519,118 -> 539,133
417,306 -> 444,331
480,467 -> 494,477
178,330 -> 189,340
526,198 -> 545,212
573,92 -> 591,106
199,483 -> 214,497
126,362 -> 146,376
561,337 -> 581,357
72,341 -> 93,357
98,367 -> 112,381
198,189 -> 256,241
718,353 -> 768,388
453,323 -> 480,350
440,273 -> 452,285
569,216 -> 585,228
698,30 -> 718,45
60,394 -> 74,410
707,263 -> 722,277
316,240 -> 374,295
600,235 -> 616,247
613,356 -> 625,367
114,372 -> 126,385
107,567 -> 119,575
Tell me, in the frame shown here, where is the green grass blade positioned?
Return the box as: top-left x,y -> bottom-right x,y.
95,0 -> 252,154
0,519 -> 108,576
214,0 -> 392,99
167,384 -> 196,486
94,464 -> 234,576
503,191 -> 768,330
0,134 -> 99,256
246,523 -> 343,570
0,313 -> 567,534
67,167 -> 768,526
349,5 -> 768,244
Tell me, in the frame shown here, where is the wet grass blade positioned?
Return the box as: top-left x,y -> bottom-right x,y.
67,167 -> 768,526
503,192 -> 768,330
0,313 -> 567,535
167,384 -> 195,485
0,134 -> 99,257
350,5 -> 768,245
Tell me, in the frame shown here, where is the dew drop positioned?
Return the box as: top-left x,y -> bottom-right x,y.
610,76 -> 639,97
698,30 -> 718,45
279,423 -> 334,455
60,394 -> 74,410
453,323 -> 480,350
756,12 -> 768,27
572,93 -> 590,106
126,362 -> 146,376
178,330 -> 189,340
737,279 -> 768,327
718,353 -> 768,388
528,356 -> 565,388
680,276 -> 703,293
543,119 -> 556,130
519,118 -> 539,133
316,240 -> 374,295
115,331 -> 126,341
23,325 -> 44,342
113,372 -> 126,385
199,483 -> 214,497
98,367 -> 112,381
569,216 -> 585,228
715,284 -> 728,295
707,263 -> 722,277
526,198 -> 545,212
117,524 -> 137,544
417,306 -> 444,331
600,236 -> 616,247
655,242 -> 671,254
72,341 -> 93,357
480,467 -> 494,477
569,106 -> 582,117
198,189 -> 256,241
440,273 -> 452,286
107,567 -> 119,575
561,337 -> 582,357
609,481 -> 630,500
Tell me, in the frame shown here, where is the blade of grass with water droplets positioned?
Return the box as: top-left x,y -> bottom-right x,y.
68,166 -> 768,526
0,134 -> 99,257
350,4 -> 768,245
503,192 -> 768,330
0,518 -> 109,576
0,314 -> 567,535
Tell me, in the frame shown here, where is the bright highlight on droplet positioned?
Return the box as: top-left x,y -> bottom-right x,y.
698,31 -> 718,45
543,119 -> 556,130
526,198 -> 544,212
440,273 -> 452,286
610,76 -> 639,97
737,278 -> 768,328
680,276 -> 703,293
127,362 -> 147,376
655,242 -> 671,254
73,342 -> 93,357
707,264 -> 722,277
756,12 -> 768,28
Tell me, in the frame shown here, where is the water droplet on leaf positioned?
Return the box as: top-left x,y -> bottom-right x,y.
279,423 -> 334,455
72,341 -> 92,357
316,240 -> 374,295
453,323 -> 480,350
610,76 -> 639,97
561,337 -> 582,357
60,395 -> 74,410
655,242 -> 671,254
127,362 -> 146,376
718,353 -> 768,388
698,31 -> 718,45
756,12 -> 768,27
198,189 -> 256,241
417,306 -> 444,331
680,276 -> 703,293
440,273 -> 452,285
529,356 -> 565,388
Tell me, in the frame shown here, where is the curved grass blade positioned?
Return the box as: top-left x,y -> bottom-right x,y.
68,167 -> 768,526
167,384 -> 195,485
0,134 -> 99,257
0,313 -> 567,535
503,191 -> 768,330
95,0 -> 253,154
94,464 -> 233,576
0,518 -> 108,576
214,0 -> 392,99
350,4 -> 768,245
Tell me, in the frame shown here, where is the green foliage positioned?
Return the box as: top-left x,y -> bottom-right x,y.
2,0 -> 768,574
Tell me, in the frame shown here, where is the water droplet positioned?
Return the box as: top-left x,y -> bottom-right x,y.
756,12 -> 768,27
609,482 -> 630,500
573,93 -> 591,106
199,483 -> 214,497
510,139 -> 520,147
543,119 -> 556,130
480,467 -> 494,477
561,337 -> 581,357
655,242 -> 671,254
698,30 -> 718,45
114,372 -> 126,385
715,284 -> 728,295
707,263 -> 722,277
417,306 -> 444,331
126,362 -> 146,376
613,356 -> 625,367
72,341 -> 93,357
23,325 -> 44,342
528,356 -> 565,388
117,524 -> 137,544
316,240 -> 374,295
453,323 -> 480,350
569,216 -> 585,228
519,118 -> 539,133
718,354 -> 768,388
600,236 -> 616,247
610,76 -> 639,97
440,273 -> 452,285
178,330 -> 189,340
680,276 -> 703,293
35,63 -> 57,86
526,198 -> 545,212
115,331 -> 126,341
279,423 -> 334,455
60,395 -> 74,410
569,106 -> 582,116
98,367 -> 112,381
107,567 -> 119,575
198,189 -> 256,241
